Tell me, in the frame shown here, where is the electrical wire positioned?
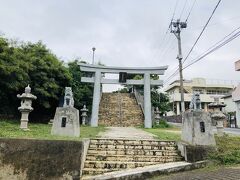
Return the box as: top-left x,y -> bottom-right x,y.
151,0 -> 179,64
163,26 -> 240,85
163,0 -> 222,85
182,0 -> 222,64
183,28 -> 240,69
179,0 -> 188,19
185,0 -> 197,23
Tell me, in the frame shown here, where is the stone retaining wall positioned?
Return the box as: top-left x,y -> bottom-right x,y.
0,138 -> 88,180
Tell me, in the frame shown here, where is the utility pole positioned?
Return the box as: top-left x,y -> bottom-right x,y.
170,19 -> 187,113
92,47 -> 96,64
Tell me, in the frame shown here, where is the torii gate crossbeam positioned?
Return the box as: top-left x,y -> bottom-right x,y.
79,63 -> 168,128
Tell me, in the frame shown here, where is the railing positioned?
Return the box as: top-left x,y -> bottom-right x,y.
117,91 -> 123,126
133,89 -> 144,114
133,89 -> 155,123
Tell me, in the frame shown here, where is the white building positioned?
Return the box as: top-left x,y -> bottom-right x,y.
165,78 -> 234,115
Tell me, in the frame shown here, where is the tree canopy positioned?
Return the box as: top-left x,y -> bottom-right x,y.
0,37 -> 93,122
0,36 -> 170,122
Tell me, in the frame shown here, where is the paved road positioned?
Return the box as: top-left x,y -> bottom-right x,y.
97,127 -> 157,139
169,122 -> 240,136
152,166 -> 240,180
223,128 -> 240,135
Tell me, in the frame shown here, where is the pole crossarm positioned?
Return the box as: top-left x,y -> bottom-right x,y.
79,63 -> 168,75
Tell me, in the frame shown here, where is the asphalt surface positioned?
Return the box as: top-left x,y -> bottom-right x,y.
168,122 -> 240,136
151,166 -> 240,180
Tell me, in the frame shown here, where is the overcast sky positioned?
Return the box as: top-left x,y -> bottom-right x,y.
0,0 -> 239,91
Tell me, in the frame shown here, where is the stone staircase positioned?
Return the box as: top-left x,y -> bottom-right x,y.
82,138 -> 183,176
99,93 -> 144,126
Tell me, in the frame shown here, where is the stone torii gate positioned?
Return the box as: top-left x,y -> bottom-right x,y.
79,63 -> 168,128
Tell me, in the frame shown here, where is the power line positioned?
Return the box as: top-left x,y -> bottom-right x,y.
182,0 -> 222,64
171,0 -> 179,22
185,0 -> 197,23
151,0 -> 179,64
179,0 -> 188,19
191,15 -> 240,30
162,0 -> 197,83
163,26 -> 240,85
183,28 -> 240,69
163,0 -> 222,85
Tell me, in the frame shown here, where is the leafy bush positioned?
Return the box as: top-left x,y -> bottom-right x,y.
153,119 -> 171,128
209,134 -> 240,165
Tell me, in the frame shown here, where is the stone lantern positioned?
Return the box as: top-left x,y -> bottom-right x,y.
17,85 -> 37,130
155,107 -> 161,126
208,98 -> 226,136
81,105 -> 88,125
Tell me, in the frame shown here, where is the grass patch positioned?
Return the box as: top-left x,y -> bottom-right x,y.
209,134 -> 240,165
143,126 -> 181,141
0,120 -> 105,141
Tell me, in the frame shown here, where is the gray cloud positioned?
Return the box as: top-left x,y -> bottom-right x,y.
0,0 -> 239,91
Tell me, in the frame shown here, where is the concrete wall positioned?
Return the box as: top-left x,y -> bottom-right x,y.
0,138 -> 89,180
223,97 -> 236,113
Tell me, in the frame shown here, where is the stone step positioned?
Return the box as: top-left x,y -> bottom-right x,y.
86,154 -> 182,162
83,137 -> 183,176
90,139 -> 177,146
99,92 -> 144,126
99,107 -> 142,111
87,149 -> 179,156
82,168 -> 117,175
99,111 -> 143,115
84,161 -> 158,169
98,119 -> 144,123
88,144 -> 177,150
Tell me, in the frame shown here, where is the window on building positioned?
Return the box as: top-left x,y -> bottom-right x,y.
193,89 -> 204,94
206,90 -> 230,95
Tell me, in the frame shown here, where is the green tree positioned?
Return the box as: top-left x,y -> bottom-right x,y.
0,37 -> 30,115
68,60 -> 94,111
0,38 -> 72,122
151,89 -> 171,116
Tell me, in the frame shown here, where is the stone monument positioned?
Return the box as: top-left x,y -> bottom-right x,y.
17,85 -> 37,131
179,93 -> 216,162
80,105 -> 88,125
208,97 -> 226,136
189,92 -> 202,110
51,87 -> 80,137
63,87 -> 74,107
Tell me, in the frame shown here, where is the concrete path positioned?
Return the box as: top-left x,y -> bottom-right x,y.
97,127 -> 156,139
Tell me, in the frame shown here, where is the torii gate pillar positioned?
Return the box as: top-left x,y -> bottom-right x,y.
144,73 -> 152,128
91,70 -> 101,127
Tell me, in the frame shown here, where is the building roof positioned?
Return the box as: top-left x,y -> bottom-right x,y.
165,78 -> 234,92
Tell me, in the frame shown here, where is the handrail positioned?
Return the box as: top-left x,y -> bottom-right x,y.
133,89 -> 144,114
133,88 -> 155,123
